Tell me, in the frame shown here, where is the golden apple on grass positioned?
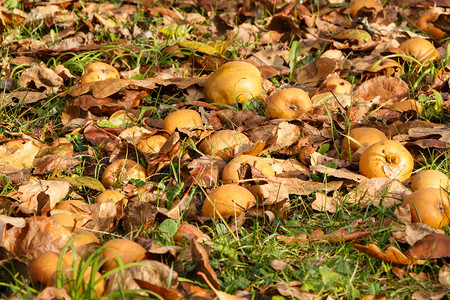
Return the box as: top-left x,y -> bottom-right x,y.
402,188 -> 450,228
102,159 -> 146,188
341,127 -> 388,160
202,184 -> 256,217
265,88 -> 312,119
411,169 -> 449,191
81,62 -> 120,84
359,140 -> 414,182
198,130 -> 249,161
204,61 -> 263,105
162,109 -> 203,134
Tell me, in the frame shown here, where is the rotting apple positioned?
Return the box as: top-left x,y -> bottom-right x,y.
102,159 -> 147,188
162,109 -> 203,134
202,184 -> 256,217
411,169 -> 449,192
80,62 -> 120,84
101,238 -> 146,271
397,38 -> 440,65
265,88 -> 312,119
359,140 -> 414,182
402,188 -> 450,228
341,127 -> 388,160
222,154 -> 275,184
137,135 -> 167,154
204,61 -> 263,106
198,130 -> 249,161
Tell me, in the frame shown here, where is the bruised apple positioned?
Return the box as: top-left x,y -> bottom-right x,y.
204,61 -> 263,105
162,109 -> 203,134
198,130 -> 249,161
102,159 -> 146,188
402,188 -> 450,228
222,154 -> 275,183
81,62 -> 120,84
101,239 -> 146,271
341,127 -> 388,160
398,38 -> 440,64
359,140 -> 414,182
265,88 -> 312,119
202,184 -> 256,217
324,77 -> 352,94
411,169 -> 449,192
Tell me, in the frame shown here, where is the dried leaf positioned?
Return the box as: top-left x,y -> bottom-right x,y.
18,64 -> 63,94
439,265 -> 450,287
353,243 -> 421,265
191,239 -> 220,289
406,234 -> 450,259
16,180 -> 71,211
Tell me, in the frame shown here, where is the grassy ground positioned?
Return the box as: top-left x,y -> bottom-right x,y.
0,1 -> 450,299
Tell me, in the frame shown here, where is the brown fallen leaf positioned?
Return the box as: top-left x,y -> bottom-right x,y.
275,281 -> 316,300
2,216 -> 73,259
18,64 -> 64,94
410,289 -> 450,300
35,287 -> 72,300
406,234 -> 450,260
353,243 -> 422,265
191,239 -> 220,289
277,227 -> 370,244
135,279 -> 183,300
105,260 -> 178,295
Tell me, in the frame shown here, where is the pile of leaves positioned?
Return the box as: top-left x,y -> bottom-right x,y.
0,0 -> 450,299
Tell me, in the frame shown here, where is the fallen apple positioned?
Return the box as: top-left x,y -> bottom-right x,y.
398,38 -> 440,65
137,135 -> 167,154
359,140 -> 414,182
101,238 -> 146,271
348,0 -> 383,17
198,130 -> 249,161
29,251 -> 74,285
162,109 -> 203,134
411,169 -> 449,192
80,62 -> 120,84
265,88 -> 312,119
341,127 -> 388,160
202,184 -> 256,217
390,99 -> 422,114
204,61 -> 263,105
102,159 -> 147,188
95,189 -> 125,203
402,188 -> 450,228
222,154 -> 275,184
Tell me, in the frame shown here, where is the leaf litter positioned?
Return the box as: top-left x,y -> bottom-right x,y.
0,0 -> 450,298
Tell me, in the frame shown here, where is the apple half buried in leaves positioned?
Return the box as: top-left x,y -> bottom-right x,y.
359,140 -> 414,182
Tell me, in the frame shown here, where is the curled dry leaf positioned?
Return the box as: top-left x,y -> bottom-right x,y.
35,287 -> 72,300
311,192 -> 337,213
197,271 -> 247,300
134,278 -> 184,300
347,177 -> 408,207
353,76 -> 409,103
353,243 -> 422,265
